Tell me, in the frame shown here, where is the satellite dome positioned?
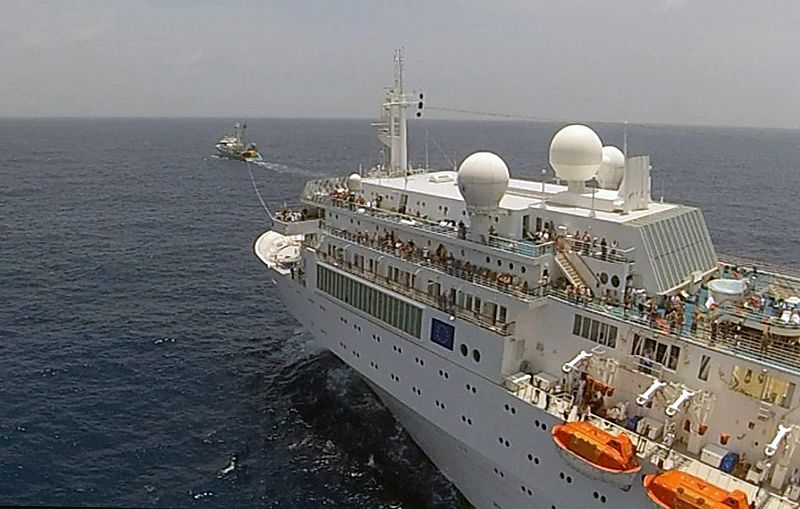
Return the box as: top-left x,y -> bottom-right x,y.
346,173 -> 362,191
457,151 -> 509,214
549,125 -> 603,182
597,145 -> 625,190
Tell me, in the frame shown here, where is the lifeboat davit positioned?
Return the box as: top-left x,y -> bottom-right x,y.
551,421 -> 640,490
643,470 -> 749,509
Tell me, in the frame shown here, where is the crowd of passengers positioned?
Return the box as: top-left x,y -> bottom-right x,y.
336,228 -> 547,295
323,186 -> 799,340
559,267 -> 800,362
274,208 -> 313,222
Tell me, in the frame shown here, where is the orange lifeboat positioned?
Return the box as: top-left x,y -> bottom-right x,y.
643,470 -> 749,509
552,421 -> 640,490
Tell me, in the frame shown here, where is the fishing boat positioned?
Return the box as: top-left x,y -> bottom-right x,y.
215,122 -> 263,163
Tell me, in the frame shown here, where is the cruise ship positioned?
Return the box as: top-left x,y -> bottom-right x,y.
254,51 -> 800,509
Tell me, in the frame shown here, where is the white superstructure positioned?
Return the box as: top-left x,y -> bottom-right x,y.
255,54 -> 800,509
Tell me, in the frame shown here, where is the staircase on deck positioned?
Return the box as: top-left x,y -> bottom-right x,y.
556,251 -> 588,289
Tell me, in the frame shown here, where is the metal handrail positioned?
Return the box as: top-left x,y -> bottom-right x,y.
548,287 -> 800,376
317,252 -> 517,336
305,192 -> 554,261
322,225 -> 548,303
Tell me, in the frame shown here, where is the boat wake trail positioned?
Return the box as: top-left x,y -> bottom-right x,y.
252,160 -> 328,178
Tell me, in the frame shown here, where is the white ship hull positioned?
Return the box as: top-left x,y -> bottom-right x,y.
253,54 -> 800,509
271,273 -> 658,509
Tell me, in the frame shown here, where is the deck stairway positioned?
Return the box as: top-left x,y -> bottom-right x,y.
556,251 -> 588,289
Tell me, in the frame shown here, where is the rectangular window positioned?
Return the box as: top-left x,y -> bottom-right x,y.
608,326 -> 618,348
497,305 -> 507,324
656,343 -> 668,365
590,320 -> 599,342
317,265 -> 422,338
430,318 -> 455,350
732,365 -> 796,409
573,315 -> 582,336
668,345 -> 680,371
698,354 -> 710,381
581,318 -> 591,339
631,333 -> 642,356
598,322 -> 608,346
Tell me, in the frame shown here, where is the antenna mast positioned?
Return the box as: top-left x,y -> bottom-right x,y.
372,48 -> 424,177
623,120 -> 629,157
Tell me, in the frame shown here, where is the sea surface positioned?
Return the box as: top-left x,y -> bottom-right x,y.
1,118 -> 798,508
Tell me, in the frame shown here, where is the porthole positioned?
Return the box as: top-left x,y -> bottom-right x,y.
472,349 -> 481,363
611,275 -> 620,287
509,263 -> 514,270
521,266 -> 526,273
460,344 -> 468,356
486,256 -> 491,263
600,496 -> 607,503
497,259 -> 502,267
600,272 -> 609,284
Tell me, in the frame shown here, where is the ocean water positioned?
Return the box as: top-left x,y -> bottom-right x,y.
1,118 -> 797,508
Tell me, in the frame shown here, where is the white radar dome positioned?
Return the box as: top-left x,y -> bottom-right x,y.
346,173 -> 362,191
549,124 -> 603,182
457,151 -> 509,214
597,145 -> 625,190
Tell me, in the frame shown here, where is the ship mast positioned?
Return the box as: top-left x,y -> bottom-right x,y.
373,48 -> 423,176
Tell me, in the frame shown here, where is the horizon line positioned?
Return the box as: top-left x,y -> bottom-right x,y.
0,115 -> 797,132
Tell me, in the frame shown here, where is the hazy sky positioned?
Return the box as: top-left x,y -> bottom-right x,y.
1,0 -> 798,128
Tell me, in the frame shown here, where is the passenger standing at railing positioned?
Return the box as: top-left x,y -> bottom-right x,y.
457,221 -> 466,240
761,326 -> 772,354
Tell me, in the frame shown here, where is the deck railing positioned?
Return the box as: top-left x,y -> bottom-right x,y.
548,288 -> 800,376
304,189 -> 554,261
317,251 -> 517,336
322,225 -> 548,304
